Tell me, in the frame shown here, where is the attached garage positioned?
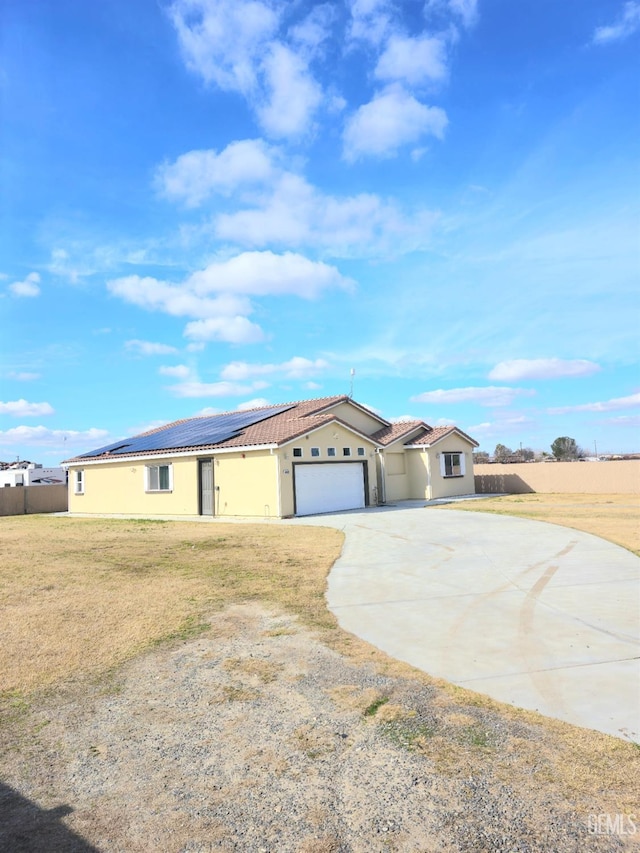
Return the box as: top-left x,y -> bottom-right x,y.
294,462 -> 366,516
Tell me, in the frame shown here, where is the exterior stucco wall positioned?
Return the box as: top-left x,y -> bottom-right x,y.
474,459 -> 640,495
67,456 -> 200,515
407,449 -> 431,499
426,435 -> 476,499
278,423 -> 378,516
383,450 -> 410,502
214,451 -> 279,517
330,401 -> 384,436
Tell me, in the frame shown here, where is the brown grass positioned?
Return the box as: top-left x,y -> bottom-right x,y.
435,492 -> 640,555
0,516 -> 342,696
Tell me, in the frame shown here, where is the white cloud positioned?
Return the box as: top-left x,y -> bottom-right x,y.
257,43 -> 322,138
169,0 -> 323,140
488,358 -> 601,382
448,0 -> 478,28
237,397 -> 271,410
289,4 -> 335,54
167,380 -> 269,398
343,86 -> 448,161
187,251 -> 351,299
467,414 -> 534,439
548,392 -> 640,415
158,364 -> 191,379
183,316 -> 266,344
593,1 -> 640,44
0,399 -> 54,417
6,372 -> 40,381
348,0 -> 394,46
424,0 -> 478,28
169,0 -> 278,93
214,164 -> 440,256
125,339 -> 179,356
375,33 -> 449,86
0,426 -> 108,448
411,386 -> 535,407
127,419 -> 171,436
9,272 -> 41,298
221,356 -> 329,381
156,139 -> 276,207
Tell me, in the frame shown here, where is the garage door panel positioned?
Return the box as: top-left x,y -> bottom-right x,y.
295,463 -> 365,516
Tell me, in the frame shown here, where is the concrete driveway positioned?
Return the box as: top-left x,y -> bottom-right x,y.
294,502 -> 640,741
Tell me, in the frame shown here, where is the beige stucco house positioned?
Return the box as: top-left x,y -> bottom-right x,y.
63,396 -> 477,518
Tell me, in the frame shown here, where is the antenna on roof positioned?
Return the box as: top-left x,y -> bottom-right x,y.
349,368 -> 355,398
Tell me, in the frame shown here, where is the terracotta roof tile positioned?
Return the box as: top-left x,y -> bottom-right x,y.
371,421 -> 428,446
408,425 -> 479,447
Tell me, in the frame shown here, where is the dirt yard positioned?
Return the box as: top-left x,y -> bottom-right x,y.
1,513 -> 638,852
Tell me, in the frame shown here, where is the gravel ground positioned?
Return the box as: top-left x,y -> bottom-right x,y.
1,604 -> 634,852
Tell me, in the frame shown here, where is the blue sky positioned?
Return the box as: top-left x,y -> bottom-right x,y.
1,0 -> 639,466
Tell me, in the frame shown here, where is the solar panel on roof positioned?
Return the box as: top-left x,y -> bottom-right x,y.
79,404 -> 295,458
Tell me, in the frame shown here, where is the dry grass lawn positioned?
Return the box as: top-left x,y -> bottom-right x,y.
0,516 -> 343,696
436,492 -> 640,555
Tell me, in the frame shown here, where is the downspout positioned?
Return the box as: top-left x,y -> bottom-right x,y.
425,448 -> 432,500
271,447 -> 282,518
377,449 -> 387,505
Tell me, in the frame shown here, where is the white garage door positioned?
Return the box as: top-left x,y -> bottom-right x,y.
294,463 -> 365,516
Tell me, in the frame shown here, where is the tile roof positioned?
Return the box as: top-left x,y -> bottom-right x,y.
63,396 -> 371,462
63,395 -> 477,463
371,420 -> 429,446
407,425 -> 479,447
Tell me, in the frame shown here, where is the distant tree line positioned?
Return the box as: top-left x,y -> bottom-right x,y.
474,436 -> 586,464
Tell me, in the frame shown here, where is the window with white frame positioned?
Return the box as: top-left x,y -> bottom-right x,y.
441,452 -> 465,477
327,447 -> 336,457
146,463 -> 172,492
74,469 -> 84,494
293,447 -> 303,458
342,447 -> 351,457
357,447 -> 365,457
311,447 -> 320,457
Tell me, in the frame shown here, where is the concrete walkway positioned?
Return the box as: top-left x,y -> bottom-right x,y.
294,502 -> 639,741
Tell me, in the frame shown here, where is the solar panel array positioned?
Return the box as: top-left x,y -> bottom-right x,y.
79,404 -> 296,458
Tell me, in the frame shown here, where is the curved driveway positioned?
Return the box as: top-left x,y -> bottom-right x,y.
294,502 -> 639,741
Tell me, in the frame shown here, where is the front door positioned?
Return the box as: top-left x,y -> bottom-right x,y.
199,459 -> 214,516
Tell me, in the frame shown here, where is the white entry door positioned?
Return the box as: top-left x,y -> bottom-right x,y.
294,463 -> 365,516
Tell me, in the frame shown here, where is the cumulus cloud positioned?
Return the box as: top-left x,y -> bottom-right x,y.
156,139 -> 276,207
411,386 -> 535,407
489,358 -> 601,382
593,1 -> 640,44
125,339 -> 179,356
9,272 -> 41,298
237,397 -> 272,410
0,426 -> 108,448
0,399 -> 54,417
6,372 -> 40,381
183,316 -> 265,344
169,0 -> 323,139
111,251 -> 348,347
221,356 -> 329,381
158,364 -> 191,378
343,86 -> 448,161
548,392 -> 640,415
213,169 -> 439,256
169,0 -> 278,93
374,33 -> 449,86
348,0 -> 395,46
257,43 -> 322,138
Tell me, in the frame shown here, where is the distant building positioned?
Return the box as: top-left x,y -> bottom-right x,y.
0,462 -> 66,487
